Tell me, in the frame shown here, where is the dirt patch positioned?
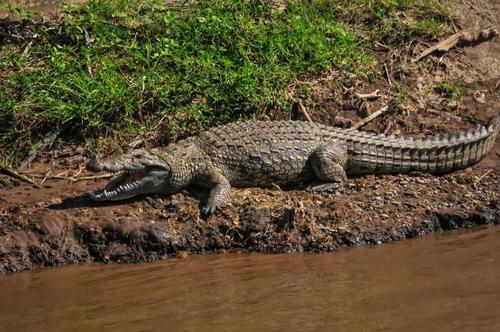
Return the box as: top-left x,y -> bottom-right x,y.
442,0 -> 500,82
1,0 -> 500,273
0,1 -> 87,19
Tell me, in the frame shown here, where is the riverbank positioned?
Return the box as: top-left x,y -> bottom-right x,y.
1,0 -> 499,273
1,138 -> 498,273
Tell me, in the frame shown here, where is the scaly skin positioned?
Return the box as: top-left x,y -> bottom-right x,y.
87,114 -> 500,213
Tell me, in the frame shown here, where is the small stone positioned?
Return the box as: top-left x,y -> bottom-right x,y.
473,91 -> 486,104
176,251 -> 189,259
447,100 -> 459,110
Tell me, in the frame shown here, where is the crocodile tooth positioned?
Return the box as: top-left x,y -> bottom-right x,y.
109,179 -> 143,198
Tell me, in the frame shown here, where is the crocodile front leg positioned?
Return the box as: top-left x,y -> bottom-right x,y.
199,170 -> 231,214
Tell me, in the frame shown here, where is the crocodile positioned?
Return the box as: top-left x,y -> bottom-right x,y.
87,114 -> 500,213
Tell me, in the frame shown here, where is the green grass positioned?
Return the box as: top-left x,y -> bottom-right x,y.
434,80 -> 466,101
306,0 -> 449,40
0,0 -> 448,163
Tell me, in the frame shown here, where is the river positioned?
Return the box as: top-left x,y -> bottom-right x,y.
1,226 -> 499,331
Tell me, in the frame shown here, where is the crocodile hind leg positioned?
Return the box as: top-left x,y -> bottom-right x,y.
309,144 -> 348,192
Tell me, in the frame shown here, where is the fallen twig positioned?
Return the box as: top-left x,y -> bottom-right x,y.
374,41 -> 389,51
296,100 -> 313,123
152,113 -> 170,131
355,89 -> 380,100
413,26 -> 498,62
28,173 -> 115,182
40,171 -> 51,185
350,105 -> 390,130
0,166 -> 40,187
450,18 -> 459,33
317,225 -> 336,233
0,31 -> 23,40
384,63 -> 393,87
128,137 -> 145,149
21,34 -> 37,56
474,169 -> 492,187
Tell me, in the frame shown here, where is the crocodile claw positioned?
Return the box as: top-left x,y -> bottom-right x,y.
201,200 -> 223,215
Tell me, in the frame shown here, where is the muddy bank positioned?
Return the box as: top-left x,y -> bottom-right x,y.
1,149 -> 498,274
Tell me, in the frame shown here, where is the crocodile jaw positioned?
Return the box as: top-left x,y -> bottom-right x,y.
90,177 -> 147,201
89,170 -> 167,201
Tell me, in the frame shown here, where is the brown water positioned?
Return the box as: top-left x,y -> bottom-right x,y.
1,227 -> 499,332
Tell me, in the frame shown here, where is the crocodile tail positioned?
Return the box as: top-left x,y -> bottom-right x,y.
347,113 -> 499,175
407,113 -> 499,174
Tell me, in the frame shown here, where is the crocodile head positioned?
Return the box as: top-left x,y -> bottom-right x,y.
86,149 -> 173,201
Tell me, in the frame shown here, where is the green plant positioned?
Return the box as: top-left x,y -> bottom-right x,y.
434,81 -> 465,101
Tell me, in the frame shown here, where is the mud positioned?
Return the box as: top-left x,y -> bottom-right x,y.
1,0 -> 499,273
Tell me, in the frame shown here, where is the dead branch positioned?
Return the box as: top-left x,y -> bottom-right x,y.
0,166 -> 40,187
296,100 -> 313,123
374,41 -> 389,51
355,89 -> 381,100
21,33 -> 37,56
384,64 -> 393,87
350,105 -> 390,130
128,137 -> 145,149
28,173 -> 115,182
413,26 -> 498,62
152,113 -> 170,131
0,31 -> 23,40
474,169 -> 492,187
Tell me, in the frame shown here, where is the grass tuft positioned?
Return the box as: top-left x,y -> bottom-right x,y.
434,80 -> 466,101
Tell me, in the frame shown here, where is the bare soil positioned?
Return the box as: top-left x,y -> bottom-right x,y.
1,0 -> 499,273
0,0 -> 87,19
